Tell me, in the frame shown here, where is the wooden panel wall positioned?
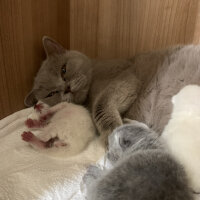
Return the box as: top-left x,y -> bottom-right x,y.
0,0 -> 200,119
0,0 -> 69,119
70,0 -> 200,58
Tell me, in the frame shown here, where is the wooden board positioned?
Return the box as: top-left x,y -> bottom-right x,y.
0,0 -> 200,119
0,0 -> 69,119
70,0 -> 199,58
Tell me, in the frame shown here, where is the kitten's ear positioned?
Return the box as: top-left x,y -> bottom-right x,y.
24,90 -> 38,107
42,36 -> 66,57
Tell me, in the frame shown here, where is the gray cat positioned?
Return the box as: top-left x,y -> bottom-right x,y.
24,36 -> 200,137
82,120 -> 193,200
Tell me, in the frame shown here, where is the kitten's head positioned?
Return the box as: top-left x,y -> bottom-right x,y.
107,121 -> 159,164
172,85 -> 200,116
24,36 -> 92,107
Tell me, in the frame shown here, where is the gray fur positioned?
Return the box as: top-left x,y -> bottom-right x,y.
83,122 -> 193,200
25,37 -> 200,137
25,37 -> 92,107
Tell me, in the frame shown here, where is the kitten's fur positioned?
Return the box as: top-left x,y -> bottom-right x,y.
25,36 -> 200,137
82,121 -> 193,200
162,85 -> 200,193
22,101 -> 95,157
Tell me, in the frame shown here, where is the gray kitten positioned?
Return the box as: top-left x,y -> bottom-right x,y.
25,36 -> 200,138
82,120 -> 193,200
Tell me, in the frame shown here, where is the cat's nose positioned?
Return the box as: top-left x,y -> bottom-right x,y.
64,86 -> 71,94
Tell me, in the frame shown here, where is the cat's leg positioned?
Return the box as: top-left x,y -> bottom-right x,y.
82,165 -> 104,195
83,165 -> 103,185
21,131 -> 59,149
25,102 -> 68,129
25,112 -> 54,128
35,123 -> 68,148
123,118 -> 135,124
35,124 -> 56,142
82,165 -> 105,200
123,118 -> 149,129
21,131 -> 48,149
93,71 -> 141,139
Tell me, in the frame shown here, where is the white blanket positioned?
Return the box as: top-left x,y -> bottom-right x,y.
0,108 -> 106,200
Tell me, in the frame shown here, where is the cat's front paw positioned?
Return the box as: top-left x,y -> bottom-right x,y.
83,165 -> 102,186
81,165 -> 102,199
123,118 -> 149,129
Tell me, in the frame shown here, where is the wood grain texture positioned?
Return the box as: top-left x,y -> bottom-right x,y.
70,0 -> 199,58
1,0 -> 200,119
70,0 -> 99,57
0,0 -> 69,119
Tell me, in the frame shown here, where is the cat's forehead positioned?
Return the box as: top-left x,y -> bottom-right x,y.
42,55 -> 66,71
34,67 -> 63,91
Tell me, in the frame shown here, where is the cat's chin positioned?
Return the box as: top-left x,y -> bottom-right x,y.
73,89 -> 89,104
62,93 -> 74,103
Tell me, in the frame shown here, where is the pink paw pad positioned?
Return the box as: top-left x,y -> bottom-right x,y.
25,118 -> 43,128
21,131 -> 34,142
34,103 -> 44,113
39,112 -> 54,122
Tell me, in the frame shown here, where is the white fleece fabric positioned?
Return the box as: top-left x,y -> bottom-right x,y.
0,107 -> 106,200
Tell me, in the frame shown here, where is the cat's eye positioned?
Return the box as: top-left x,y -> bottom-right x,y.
61,64 -> 66,73
46,91 -> 59,98
119,138 -> 131,148
61,64 -> 67,81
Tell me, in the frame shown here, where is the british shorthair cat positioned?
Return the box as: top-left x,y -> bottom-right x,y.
25,36 -> 200,139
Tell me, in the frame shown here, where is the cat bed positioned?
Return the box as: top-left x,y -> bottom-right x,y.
0,108 -> 105,200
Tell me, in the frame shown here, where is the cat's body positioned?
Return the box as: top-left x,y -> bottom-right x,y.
25,36 -> 200,137
89,46 -> 182,134
162,85 -> 200,193
82,121 -> 193,200
126,45 -> 200,134
22,101 -> 95,157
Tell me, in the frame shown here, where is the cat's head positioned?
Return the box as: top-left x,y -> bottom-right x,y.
24,36 -> 92,107
107,121 -> 158,164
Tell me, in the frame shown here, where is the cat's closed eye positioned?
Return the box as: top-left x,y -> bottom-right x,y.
119,138 -> 131,149
46,91 -> 59,98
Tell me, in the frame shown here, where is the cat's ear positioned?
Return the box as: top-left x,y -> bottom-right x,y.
24,90 -> 38,107
42,36 -> 66,57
